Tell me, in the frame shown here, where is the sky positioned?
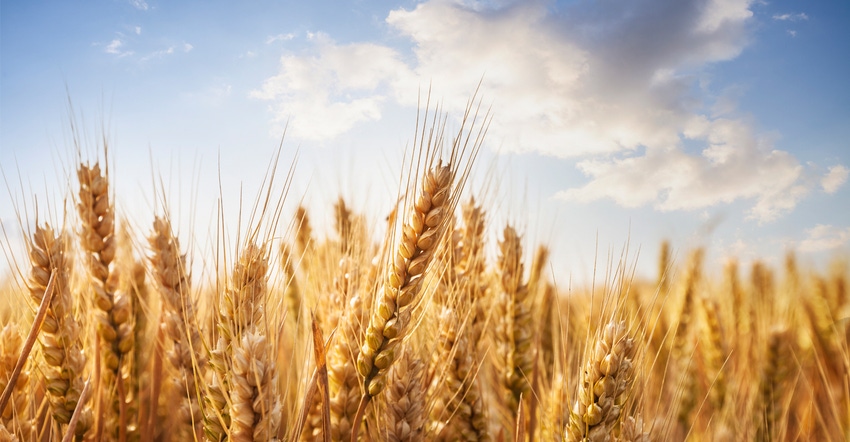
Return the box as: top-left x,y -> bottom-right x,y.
1,0 -> 849,286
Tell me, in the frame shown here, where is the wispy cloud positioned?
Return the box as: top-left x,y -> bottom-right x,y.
134,26 -> 142,35
129,0 -> 149,11
266,33 -> 295,44
253,0 -> 822,222
140,42 -> 193,62
773,12 -> 808,21
105,39 -> 133,57
799,224 -> 850,252
822,164 -> 849,193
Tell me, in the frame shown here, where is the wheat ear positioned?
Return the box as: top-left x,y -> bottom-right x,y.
26,225 -> 93,438
294,205 -> 313,255
148,216 -> 204,438
77,163 -> 135,439
431,307 -> 490,441
494,225 -> 533,417
355,161 -> 453,396
0,324 -> 32,439
206,243 -> 280,441
230,331 -> 281,441
327,295 -> 367,442
567,321 -> 637,442
756,327 -> 791,442
383,351 -> 426,442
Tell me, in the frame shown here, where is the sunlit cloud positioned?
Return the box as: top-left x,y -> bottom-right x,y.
251,32 -> 410,140
254,0 -> 824,222
799,224 -> 850,253
822,164 -> 849,194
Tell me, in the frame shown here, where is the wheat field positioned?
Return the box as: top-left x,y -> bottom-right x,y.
1,106 -> 848,442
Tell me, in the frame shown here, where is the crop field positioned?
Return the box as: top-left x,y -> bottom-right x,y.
1,108 -> 848,442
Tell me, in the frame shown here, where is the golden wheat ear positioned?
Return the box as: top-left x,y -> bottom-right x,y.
148,216 -> 205,439
26,225 -> 93,438
77,162 -> 137,440
355,161 -> 454,397
494,225 -> 534,422
383,351 -> 426,442
566,321 -> 637,442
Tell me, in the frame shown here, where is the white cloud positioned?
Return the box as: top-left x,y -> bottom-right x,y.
105,39 -> 122,54
105,39 -> 133,57
822,165 -> 849,193
799,224 -> 850,253
556,117 -> 808,223
787,30 -> 797,37
129,0 -> 149,11
266,33 -> 296,44
251,33 -> 410,140
134,26 -> 142,35
772,13 -> 808,21
254,0 -> 818,221
140,42 -> 193,61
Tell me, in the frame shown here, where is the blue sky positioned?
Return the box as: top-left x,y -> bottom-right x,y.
2,0 -> 849,284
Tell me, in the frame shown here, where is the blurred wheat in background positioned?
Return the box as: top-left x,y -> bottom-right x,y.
1,103 -> 848,442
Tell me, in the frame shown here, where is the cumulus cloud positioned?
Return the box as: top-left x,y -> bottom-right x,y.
253,0 -> 819,221
251,32 -> 411,140
799,224 -> 850,252
557,117 -> 808,222
821,165 -> 848,194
